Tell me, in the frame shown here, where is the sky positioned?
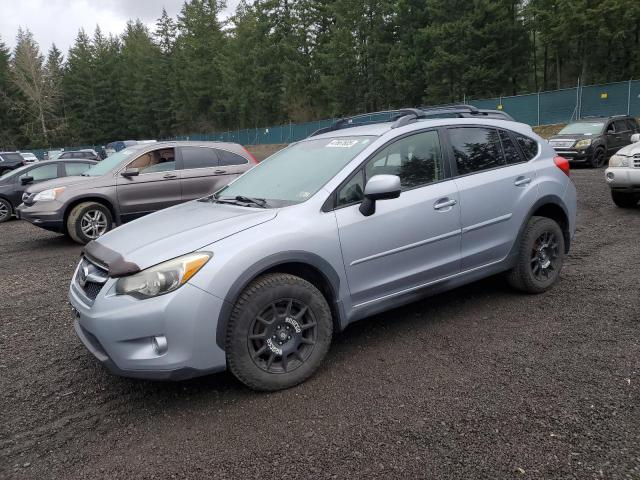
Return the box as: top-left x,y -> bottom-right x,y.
0,0 -> 242,54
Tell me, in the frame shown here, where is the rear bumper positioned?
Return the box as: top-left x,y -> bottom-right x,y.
605,167 -> 640,192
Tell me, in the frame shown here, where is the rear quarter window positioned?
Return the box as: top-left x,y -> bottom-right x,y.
218,149 -> 248,166
515,135 -> 539,160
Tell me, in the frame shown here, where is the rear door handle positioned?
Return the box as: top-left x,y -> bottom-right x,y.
433,198 -> 457,210
514,176 -> 532,187
214,169 -> 227,174
163,173 -> 178,179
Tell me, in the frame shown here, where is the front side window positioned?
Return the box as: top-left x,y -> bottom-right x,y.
181,147 -> 219,170
613,120 -> 629,132
127,148 -> 175,174
365,130 -> 443,189
449,127 -> 504,175
216,136 -> 373,206
65,162 -> 93,176
19,164 -> 58,182
337,170 -> 365,206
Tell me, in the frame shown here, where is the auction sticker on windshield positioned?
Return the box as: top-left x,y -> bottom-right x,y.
326,139 -> 360,148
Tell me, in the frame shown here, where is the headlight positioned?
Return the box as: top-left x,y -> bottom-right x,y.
608,155 -> 629,168
33,187 -> 66,202
574,139 -> 592,149
115,252 -> 212,299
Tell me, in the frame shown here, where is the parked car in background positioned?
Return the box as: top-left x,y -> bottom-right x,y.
548,116 -> 640,168
105,140 -> 157,157
58,149 -> 101,162
46,149 -> 64,161
0,151 -> 27,175
67,106 -> 576,391
18,141 -> 257,243
0,159 -> 97,223
19,152 -> 39,164
605,133 -> 640,208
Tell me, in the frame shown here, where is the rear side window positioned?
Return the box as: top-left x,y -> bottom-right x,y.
499,130 -> 523,164
515,135 -> 539,160
217,149 -> 248,166
181,147 -> 219,169
448,127 -> 504,175
626,119 -> 639,131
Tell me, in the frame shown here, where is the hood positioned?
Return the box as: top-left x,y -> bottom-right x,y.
25,175 -> 97,194
615,141 -> 640,157
86,199 -> 278,274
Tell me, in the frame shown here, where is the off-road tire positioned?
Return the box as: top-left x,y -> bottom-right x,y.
0,198 -> 12,223
507,216 -> 565,294
66,202 -> 113,244
225,273 -> 333,391
611,191 -> 638,208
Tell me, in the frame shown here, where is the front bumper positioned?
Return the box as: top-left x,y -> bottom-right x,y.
605,167 -> 640,192
69,274 -> 228,380
17,202 -> 65,233
552,148 -> 592,162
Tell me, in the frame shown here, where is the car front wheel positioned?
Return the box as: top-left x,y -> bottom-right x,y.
225,273 -> 333,391
0,198 -> 12,223
507,216 -> 565,294
66,202 -> 113,244
590,147 -> 606,168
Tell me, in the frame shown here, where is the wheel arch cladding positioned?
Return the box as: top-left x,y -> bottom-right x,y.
215,251 -> 344,350
512,195 -> 571,256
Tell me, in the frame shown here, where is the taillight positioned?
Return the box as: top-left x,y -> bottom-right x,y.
243,147 -> 258,164
554,156 -> 570,177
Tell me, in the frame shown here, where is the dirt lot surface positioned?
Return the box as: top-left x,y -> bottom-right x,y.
1,168 -> 638,479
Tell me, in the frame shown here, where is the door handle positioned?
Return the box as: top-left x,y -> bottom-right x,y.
163,173 -> 178,179
433,198 -> 457,210
514,176 -> 532,187
214,169 -> 227,174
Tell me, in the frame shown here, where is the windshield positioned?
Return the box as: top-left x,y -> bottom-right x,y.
215,136 -> 374,205
559,122 -> 604,135
82,147 -> 139,176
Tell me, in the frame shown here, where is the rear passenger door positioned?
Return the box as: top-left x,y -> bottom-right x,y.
447,127 -> 539,271
178,146 -> 249,201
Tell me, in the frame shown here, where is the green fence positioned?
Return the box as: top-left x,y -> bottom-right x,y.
23,79 -> 640,158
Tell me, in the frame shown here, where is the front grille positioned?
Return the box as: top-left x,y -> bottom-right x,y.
633,154 -> 640,168
550,140 -> 575,149
75,256 -> 109,303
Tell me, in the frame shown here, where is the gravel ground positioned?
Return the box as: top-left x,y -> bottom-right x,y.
0,168 -> 638,480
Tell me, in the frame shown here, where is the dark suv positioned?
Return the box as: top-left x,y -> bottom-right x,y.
548,116 -> 640,168
17,141 -> 257,244
0,151 -> 27,175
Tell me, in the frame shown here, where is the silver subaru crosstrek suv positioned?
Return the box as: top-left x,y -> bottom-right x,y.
69,106 -> 577,391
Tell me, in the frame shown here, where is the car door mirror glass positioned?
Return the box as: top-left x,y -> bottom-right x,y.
20,176 -> 34,185
121,168 -> 140,178
359,174 -> 401,217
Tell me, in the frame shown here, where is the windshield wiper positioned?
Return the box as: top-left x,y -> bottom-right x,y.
216,195 -> 268,208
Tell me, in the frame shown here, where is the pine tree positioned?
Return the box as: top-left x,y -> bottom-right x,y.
0,36 -> 20,148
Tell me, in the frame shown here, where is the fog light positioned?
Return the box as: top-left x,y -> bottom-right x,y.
151,335 -> 168,355
606,172 -> 615,181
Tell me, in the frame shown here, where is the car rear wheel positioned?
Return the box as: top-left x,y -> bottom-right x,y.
225,273 -> 333,391
0,198 -> 12,223
66,202 -> 113,244
590,148 -> 606,168
507,216 -> 565,294
611,191 -> 638,208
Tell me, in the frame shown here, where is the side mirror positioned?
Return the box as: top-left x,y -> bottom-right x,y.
121,168 -> 140,178
359,175 -> 401,217
20,176 -> 34,185
631,133 -> 640,143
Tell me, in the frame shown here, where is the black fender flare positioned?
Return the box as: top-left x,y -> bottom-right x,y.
215,251 -> 344,350
507,194 -> 571,260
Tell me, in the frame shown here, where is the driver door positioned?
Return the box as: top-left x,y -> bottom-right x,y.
333,129 -> 461,307
116,147 -> 182,221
